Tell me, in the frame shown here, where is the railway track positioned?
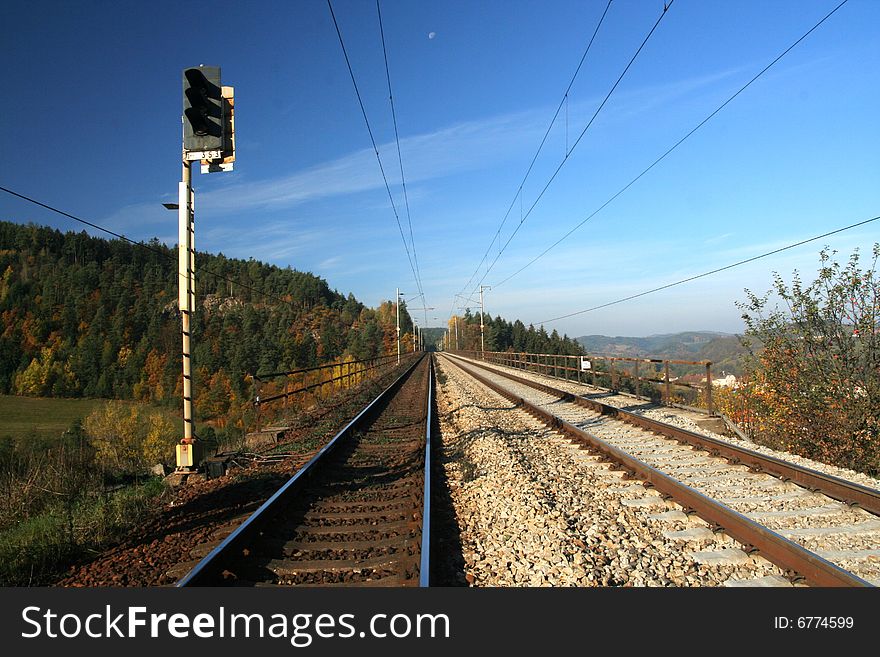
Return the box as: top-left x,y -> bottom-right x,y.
177,354 -> 434,587
441,353 -> 880,587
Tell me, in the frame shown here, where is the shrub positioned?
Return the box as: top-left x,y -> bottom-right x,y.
735,245 -> 880,475
83,401 -> 177,475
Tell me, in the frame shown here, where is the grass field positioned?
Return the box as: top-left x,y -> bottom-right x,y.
0,395 -> 110,439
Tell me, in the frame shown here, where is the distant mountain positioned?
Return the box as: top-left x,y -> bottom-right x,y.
575,331 -> 749,375
576,331 -> 730,357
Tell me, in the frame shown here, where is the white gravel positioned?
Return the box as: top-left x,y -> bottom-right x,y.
443,354 -> 880,586
459,354 -> 880,492
435,356 -> 792,587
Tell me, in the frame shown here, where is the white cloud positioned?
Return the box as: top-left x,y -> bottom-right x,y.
704,232 -> 734,245
100,201 -> 173,235
196,109 -> 549,216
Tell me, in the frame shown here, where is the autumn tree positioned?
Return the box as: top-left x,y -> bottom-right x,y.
737,245 -> 879,474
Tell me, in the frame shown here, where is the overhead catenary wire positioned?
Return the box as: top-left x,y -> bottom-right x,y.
538,213 -> 880,325
0,185 -> 171,260
0,184 -> 320,311
326,0 -> 425,304
493,0 -> 851,290
455,0 -> 614,302
377,0 -> 424,306
462,0 -> 676,303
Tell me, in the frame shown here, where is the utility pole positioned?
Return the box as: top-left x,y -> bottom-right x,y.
454,315 -> 459,351
177,160 -> 196,469
396,287 -> 401,364
411,305 -> 433,352
480,285 -> 491,360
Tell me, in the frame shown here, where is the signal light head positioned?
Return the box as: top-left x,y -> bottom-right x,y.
183,66 -> 223,153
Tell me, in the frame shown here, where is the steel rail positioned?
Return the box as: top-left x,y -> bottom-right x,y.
448,354 -> 880,516
442,354 -> 873,587
419,355 -> 434,587
177,354 -> 427,587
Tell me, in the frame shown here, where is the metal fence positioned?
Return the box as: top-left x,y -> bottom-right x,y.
453,350 -> 715,414
250,352 -> 418,430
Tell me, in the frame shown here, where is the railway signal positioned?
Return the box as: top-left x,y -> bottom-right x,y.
479,285 -> 490,359
183,66 -> 224,158
175,65 -> 237,474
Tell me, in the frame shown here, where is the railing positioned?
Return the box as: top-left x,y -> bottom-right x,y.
250,352 -> 418,431
452,350 -> 715,414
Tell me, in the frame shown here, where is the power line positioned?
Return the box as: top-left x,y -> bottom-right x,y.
0,184 -> 312,310
494,0 -> 850,289
538,213 -> 880,325
456,0 -> 614,301
377,0 -> 424,305
326,0 -> 424,303
463,0 -> 675,304
1,185 -> 170,260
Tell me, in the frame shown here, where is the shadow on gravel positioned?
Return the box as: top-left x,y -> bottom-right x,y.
144,471 -> 293,542
441,401 -> 521,416
580,391 -> 619,400
430,389 -> 467,587
617,402 -> 659,413
578,391 -> 659,413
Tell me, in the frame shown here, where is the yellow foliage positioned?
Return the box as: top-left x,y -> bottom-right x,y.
83,401 -> 177,473
139,349 -> 167,402
141,412 -> 178,466
13,357 -> 49,395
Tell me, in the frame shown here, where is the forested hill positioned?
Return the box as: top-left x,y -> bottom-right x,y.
446,309 -> 584,356
0,221 -> 413,406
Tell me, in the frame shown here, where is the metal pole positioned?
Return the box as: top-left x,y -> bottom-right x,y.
706,362 -> 714,414
454,315 -> 459,351
665,361 -> 671,405
479,285 -> 486,359
254,380 -> 261,433
176,159 -> 198,470
396,287 -> 400,364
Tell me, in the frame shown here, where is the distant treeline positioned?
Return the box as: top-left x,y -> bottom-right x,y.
447,308 -> 583,355
0,221 -> 414,426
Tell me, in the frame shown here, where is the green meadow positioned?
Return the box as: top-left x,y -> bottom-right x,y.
0,395 -> 109,439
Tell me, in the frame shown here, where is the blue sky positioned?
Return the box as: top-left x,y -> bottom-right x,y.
1,0 -> 878,338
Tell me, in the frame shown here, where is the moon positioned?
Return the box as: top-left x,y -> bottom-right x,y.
428,31 -> 436,39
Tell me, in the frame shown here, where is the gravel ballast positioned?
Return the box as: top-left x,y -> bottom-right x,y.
435,356 -> 790,587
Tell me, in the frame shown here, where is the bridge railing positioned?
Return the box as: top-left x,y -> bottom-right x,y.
451,349 -> 715,414
249,352 -> 418,431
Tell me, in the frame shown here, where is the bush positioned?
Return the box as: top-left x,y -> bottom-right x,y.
0,414 -> 170,585
735,245 -> 880,475
0,477 -> 167,585
83,401 -> 178,475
